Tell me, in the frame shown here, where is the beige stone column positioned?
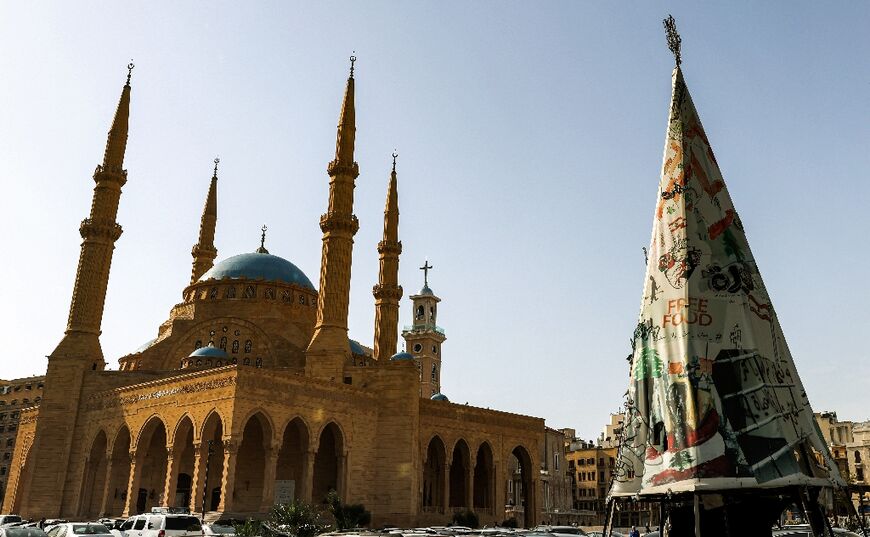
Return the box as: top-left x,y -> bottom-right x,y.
301,449 -> 316,502
259,443 -> 280,512
466,462 -> 473,510
98,453 -> 115,517
74,456 -> 92,518
123,450 -> 140,517
217,440 -> 239,513
161,447 -> 180,507
441,463 -> 450,513
336,451 -> 348,500
188,442 -> 203,514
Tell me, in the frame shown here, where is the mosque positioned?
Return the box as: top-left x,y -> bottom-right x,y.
1,60 -> 546,527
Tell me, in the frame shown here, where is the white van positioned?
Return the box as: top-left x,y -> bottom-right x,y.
120,514 -> 201,537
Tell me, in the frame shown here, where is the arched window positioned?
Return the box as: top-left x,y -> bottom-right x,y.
232,340 -> 239,354
196,359 -> 202,366
299,294 -> 305,304
245,340 -> 252,353
206,359 -> 212,366
220,337 -> 227,350
194,340 -> 202,349
226,286 -> 236,299
216,360 -> 222,367
255,358 -> 263,368
231,358 -> 237,365
265,288 -> 275,300
243,358 -> 250,366
416,305 -> 424,320
209,287 -> 218,299
281,290 -> 292,303
856,451 -> 863,463
431,364 -> 438,383
244,285 -> 256,298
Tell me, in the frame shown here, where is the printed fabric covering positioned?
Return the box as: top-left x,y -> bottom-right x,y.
609,66 -> 843,497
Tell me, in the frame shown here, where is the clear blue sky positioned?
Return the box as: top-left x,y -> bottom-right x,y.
1,2 -> 868,440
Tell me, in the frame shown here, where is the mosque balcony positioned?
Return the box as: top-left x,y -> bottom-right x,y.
402,324 -> 445,335
80,218 -> 123,240
319,212 -> 359,234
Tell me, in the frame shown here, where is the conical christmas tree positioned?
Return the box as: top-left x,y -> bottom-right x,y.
610,49 -> 842,503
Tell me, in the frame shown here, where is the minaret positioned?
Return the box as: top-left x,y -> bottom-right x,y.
306,56 -> 361,380
52,62 -> 134,365
19,64 -> 134,518
190,158 -> 219,283
402,261 -> 447,397
372,153 -> 403,361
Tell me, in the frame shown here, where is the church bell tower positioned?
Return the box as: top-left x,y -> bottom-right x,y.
402,261 -> 446,397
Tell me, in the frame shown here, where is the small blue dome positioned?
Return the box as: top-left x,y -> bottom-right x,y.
431,393 -> 449,402
420,284 -> 434,296
189,346 -> 229,359
349,339 -> 365,356
390,351 -> 415,361
200,252 -> 314,289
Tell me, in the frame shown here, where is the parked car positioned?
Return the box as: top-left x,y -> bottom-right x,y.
45,522 -> 114,537
202,524 -> 236,537
0,518 -> 24,529
531,527 -> 587,537
0,528 -> 49,537
119,514 -> 201,537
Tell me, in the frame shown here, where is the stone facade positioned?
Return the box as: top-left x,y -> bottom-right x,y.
0,376 -> 44,501
1,63 -> 547,528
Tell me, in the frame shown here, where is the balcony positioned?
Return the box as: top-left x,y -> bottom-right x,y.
403,324 -> 446,335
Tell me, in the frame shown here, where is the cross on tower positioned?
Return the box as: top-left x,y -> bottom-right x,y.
420,260 -> 433,287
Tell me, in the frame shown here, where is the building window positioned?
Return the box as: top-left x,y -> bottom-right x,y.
0,467 -> 5,475
25,385 -> 31,391
856,451 -> 863,463
413,343 -> 422,353
244,285 -> 256,298
209,287 -> 218,299
416,305 -> 424,320
431,364 -> 438,383
232,340 -> 239,354
245,340 -> 252,353
226,286 -> 236,299
282,290 -> 292,303
299,294 -> 306,304
857,468 -> 865,482
194,340 -> 202,349
265,288 -> 275,300
220,337 -> 227,350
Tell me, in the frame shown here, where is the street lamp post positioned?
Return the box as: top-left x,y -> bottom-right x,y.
200,440 -> 215,527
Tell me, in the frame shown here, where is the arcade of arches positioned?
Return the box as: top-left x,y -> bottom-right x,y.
7,366 -> 544,528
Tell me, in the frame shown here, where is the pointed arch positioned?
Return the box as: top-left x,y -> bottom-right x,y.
473,441 -> 494,512
197,409 -> 225,512
312,421 -> 345,502
423,435 -> 447,511
277,417 -> 310,490
171,413 -> 197,446
200,408 -> 225,442
449,438 -> 471,508
234,410 -> 275,512
507,445 -> 535,528
81,429 -> 109,518
105,425 -> 132,516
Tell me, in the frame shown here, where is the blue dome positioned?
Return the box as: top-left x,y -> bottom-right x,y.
420,284 -> 434,296
189,346 -> 229,359
349,339 -> 365,356
390,351 -> 415,361
200,252 -> 314,289
431,393 -> 449,402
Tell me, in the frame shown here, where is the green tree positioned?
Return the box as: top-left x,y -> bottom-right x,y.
266,499 -> 330,537
326,490 -> 372,530
232,518 -> 262,537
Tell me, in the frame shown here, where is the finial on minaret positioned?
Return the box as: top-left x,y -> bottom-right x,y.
392,150 -> 398,173
126,60 -> 135,86
420,259 -> 433,287
349,52 -> 356,79
256,224 -> 269,254
213,156 -> 220,178
663,15 -> 682,66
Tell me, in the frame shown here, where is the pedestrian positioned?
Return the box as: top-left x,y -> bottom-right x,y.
629,526 -> 640,537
